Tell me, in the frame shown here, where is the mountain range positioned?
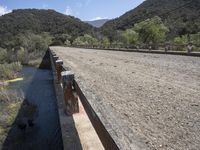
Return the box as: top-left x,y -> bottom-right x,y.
85,19 -> 109,28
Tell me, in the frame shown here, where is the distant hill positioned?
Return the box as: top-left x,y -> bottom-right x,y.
102,0 -> 200,38
86,19 -> 109,28
0,9 -> 96,65
0,9 -> 94,46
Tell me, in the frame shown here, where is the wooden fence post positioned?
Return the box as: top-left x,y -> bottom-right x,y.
165,43 -> 170,52
187,43 -> 194,54
53,56 -> 59,66
52,51 -> 56,56
61,71 -> 79,115
55,59 -> 63,83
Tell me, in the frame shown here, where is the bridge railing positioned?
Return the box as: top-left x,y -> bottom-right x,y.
49,49 -> 120,150
70,43 -> 200,56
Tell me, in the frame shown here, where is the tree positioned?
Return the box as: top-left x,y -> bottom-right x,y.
191,32 -> 200,45
123,29 -> 139,45
174,35 -> 188,44
174,32 -> 200,45
0,48 -> 7,63
72,34 -> 99,46
53,34 -> 71,45
64,40 -> 71,46
134,16 -> 169,45
101,37 -> 110,47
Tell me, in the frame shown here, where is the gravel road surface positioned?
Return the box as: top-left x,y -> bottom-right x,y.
51,46 -> 200,150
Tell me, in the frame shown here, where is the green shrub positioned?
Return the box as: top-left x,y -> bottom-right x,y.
0,62 -> 22,80
123,29 -> 139,45
174,35 -> 188,45
0,48 -> 7,63
73,34 -> 99,46
134,16 -> 169,45
64,40 -> 71,46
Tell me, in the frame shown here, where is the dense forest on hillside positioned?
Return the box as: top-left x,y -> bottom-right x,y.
0,9 -> 97,69
0,9 -> 95,47
101,0 -> 200,40
0,9 -> 94,40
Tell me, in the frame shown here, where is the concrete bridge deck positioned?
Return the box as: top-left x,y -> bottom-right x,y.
50,46 -> 200,150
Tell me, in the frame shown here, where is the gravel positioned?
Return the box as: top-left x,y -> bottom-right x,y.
51,46 -> 200,150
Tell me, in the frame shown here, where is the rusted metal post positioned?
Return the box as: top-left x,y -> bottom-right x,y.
61,71 -> 79,115
55,59 -> 63,83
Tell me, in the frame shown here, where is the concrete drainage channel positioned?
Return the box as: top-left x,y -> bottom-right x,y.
49,49 -> 120,150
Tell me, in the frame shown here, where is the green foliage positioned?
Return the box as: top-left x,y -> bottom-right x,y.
111,41 -> 124,48
16,32 -> 52,53
123,29 -> 139,44
101,37 -> 110,47
102,0 -> 200,38
190,32 -> 200,45
64,40 -> 71,46
0,89 -> 23,146
0,31 -> 52,65
134,16 -> 169,44
174,35 -> 188,44
16,47 -> 26,63
0,48 -> 7,63
0,9 -> 94,66
73,34 -> 99,46
0,9 -> 93,43
53,34 -> 71,45
0,62 -> 22,80
174,33 -> 200,45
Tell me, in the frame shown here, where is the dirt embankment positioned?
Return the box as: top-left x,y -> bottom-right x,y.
51,46 -> 200,150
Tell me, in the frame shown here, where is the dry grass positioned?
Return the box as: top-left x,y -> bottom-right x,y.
0,62 -> 22,80
0,88 -> 24,147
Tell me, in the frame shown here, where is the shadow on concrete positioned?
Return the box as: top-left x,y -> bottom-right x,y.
2,51 -> 82,150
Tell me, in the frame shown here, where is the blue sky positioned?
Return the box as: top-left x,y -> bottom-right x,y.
0,0 -> 145,21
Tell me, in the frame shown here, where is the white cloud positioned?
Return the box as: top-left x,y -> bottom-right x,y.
0,5 -> 11,16
64,6 -> 72,15
91,17 -> 107,21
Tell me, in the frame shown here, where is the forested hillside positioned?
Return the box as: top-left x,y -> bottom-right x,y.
0,9 -> 94,47
0,9 -> 95,67
102,0 -> 200,39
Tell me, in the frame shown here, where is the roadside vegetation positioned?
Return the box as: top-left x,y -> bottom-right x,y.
69,16 -> 200,51
0,88 -> 24,148
0,62 -> 22,80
